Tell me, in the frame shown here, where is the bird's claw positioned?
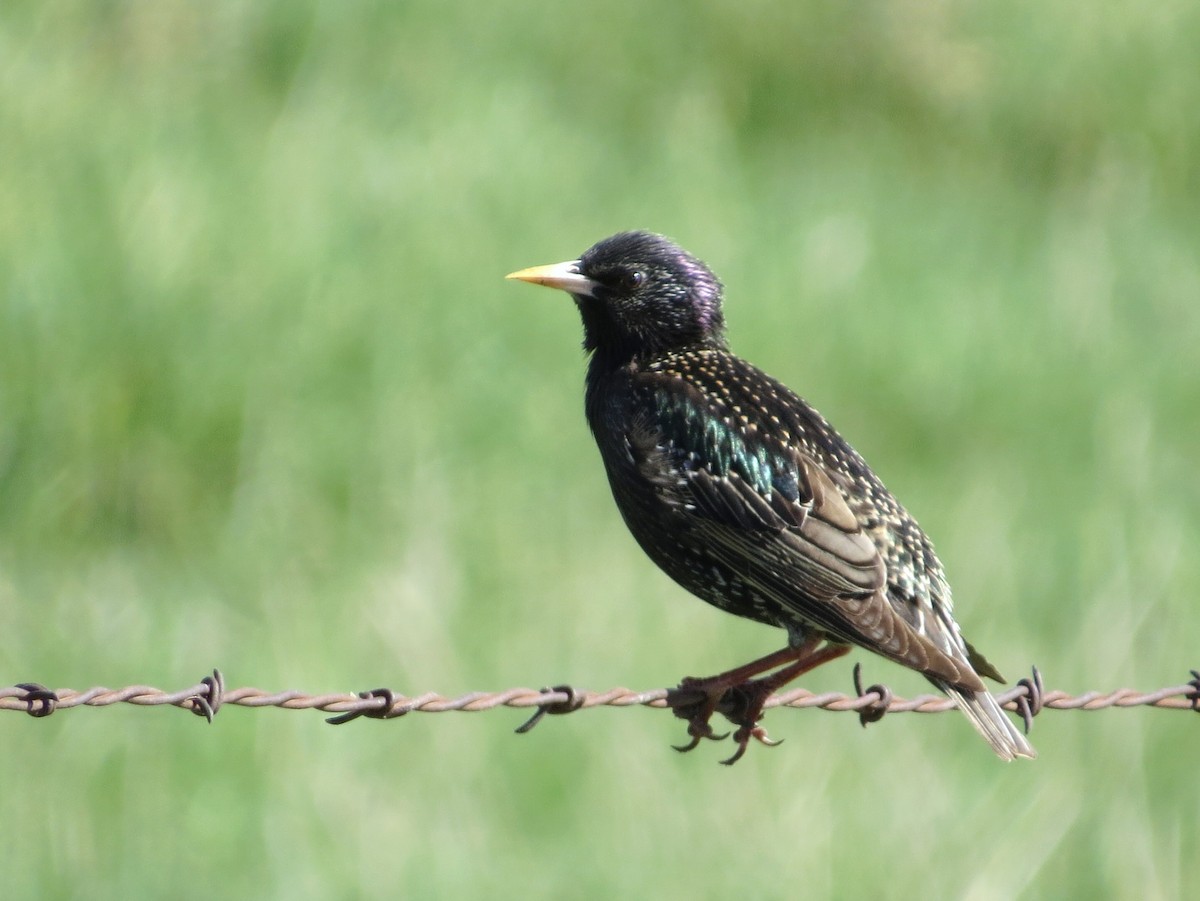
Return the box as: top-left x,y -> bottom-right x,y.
666,680 -> 737,754
672,721 -> 732,753
720,743 -> 750,766
720,725 -> 783,765
672,735 -> 702,753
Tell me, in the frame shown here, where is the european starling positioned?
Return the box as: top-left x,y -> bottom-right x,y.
507,231 -> 1035,763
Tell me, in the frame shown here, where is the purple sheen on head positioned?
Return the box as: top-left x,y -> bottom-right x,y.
576,231 -> 727,356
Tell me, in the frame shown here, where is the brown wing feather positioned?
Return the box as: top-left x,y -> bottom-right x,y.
673,458 -> 985,689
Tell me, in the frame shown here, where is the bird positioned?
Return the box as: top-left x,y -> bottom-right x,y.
506,230 -> 1036,764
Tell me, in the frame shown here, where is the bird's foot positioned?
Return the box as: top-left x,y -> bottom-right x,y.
665,672 -> 783,764
712,676 -> 785,765
666,677 -> 734,752
665,641 -> 849,764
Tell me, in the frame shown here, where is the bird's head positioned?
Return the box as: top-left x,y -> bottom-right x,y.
507,231 -> 727,362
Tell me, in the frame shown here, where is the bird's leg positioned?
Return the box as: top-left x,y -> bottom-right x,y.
666,639 -> 849,762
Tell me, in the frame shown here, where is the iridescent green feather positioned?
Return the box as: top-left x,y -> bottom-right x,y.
654,389 -> 789,501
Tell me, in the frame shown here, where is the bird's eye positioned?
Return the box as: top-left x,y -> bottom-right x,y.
621,270 -> 646,290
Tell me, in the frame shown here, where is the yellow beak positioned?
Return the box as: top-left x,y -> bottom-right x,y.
505,259 -> 598,297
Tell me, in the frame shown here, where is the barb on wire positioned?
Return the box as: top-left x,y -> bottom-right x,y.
3,668 -> 1199,729
185,669 -> 224,723
1013,666 -> 1045,734
13,683 -> 58,718
851,663 -> 893,728
514,684 -> 586,734
325,688 -> 397,725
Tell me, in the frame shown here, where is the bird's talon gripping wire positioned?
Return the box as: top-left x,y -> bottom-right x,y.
665,682 -> 732,752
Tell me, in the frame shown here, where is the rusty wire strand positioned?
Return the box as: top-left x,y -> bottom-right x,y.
3,669 -> 1198,724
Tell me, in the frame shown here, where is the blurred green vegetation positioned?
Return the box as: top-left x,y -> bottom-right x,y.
2,2 -> 1198,898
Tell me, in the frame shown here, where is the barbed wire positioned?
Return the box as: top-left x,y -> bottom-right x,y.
3,668 -> 1198,735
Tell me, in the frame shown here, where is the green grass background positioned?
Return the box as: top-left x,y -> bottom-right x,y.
3,2 -> 1198,898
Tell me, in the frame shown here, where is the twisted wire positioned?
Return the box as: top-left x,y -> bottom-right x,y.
3,669 -> 1198,723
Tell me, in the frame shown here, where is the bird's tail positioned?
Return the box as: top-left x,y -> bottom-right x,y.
934,679 -> 1037,761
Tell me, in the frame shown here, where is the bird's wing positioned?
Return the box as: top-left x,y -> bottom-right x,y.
640,377 -> 884,598
684,453 -> 884,599
638,377 -> 982,685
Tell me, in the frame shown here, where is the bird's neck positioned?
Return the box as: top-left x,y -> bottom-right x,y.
577,296 -> 728,366
582,341 -> 725,439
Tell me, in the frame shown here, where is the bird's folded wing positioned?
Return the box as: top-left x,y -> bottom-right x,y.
690,494 -> 978,683
684,461 -> 882,596
639,379 -> 982,683
644,379 -> 887,606
682,463 -> 895,639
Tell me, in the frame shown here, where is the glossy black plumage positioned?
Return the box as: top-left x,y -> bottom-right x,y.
508,231 -> 1035,761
